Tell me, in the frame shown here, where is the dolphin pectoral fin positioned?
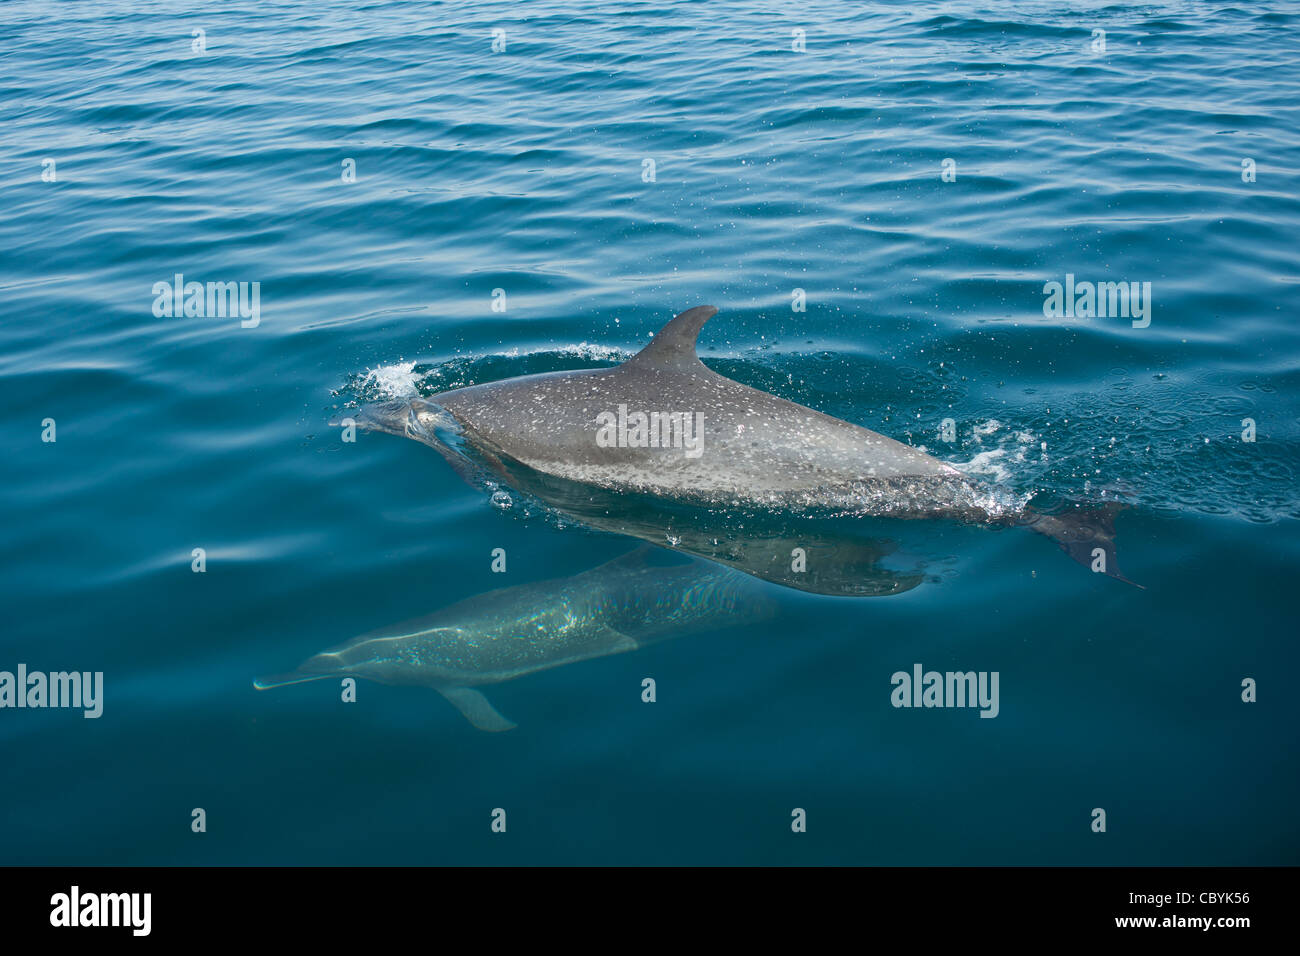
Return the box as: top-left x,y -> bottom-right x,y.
253,671 -> 337,690
436,686 -> 517,732
628,305 -> 718,370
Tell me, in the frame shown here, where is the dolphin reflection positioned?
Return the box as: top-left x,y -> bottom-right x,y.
255,549 -> 777,730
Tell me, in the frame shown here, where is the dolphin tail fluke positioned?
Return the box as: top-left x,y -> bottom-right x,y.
1023,502 -> 1144,588
437,686 -> 517,732
253,671 -> 338,691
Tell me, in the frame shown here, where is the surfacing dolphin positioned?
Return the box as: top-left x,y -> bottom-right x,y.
354,305 -> 1135,586
255,550 -> 776,730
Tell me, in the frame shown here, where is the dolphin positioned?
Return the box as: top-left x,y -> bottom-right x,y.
353,305 -> 1135,586
254,550 -> 776,730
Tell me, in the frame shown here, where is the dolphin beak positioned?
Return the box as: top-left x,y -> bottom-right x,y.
252,651 -> 346,692
339,400 -> 454,444
331,400 -> 412,437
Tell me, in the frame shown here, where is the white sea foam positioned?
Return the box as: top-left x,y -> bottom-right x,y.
551,342 -> 631,362
359,361 -> 419,400
956,448 -> 1013,484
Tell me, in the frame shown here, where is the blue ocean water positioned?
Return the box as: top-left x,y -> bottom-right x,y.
2,0 -> 1298,865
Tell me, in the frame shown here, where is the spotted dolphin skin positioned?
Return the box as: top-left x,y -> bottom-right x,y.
255,551 -> 775,730
356,305 -> 1134,585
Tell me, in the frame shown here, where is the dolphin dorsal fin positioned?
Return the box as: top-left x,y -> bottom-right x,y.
628,305 -> 718,370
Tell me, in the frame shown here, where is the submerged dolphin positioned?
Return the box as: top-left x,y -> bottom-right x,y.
255,550 -> 775,730
355,305 -> 1134,585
